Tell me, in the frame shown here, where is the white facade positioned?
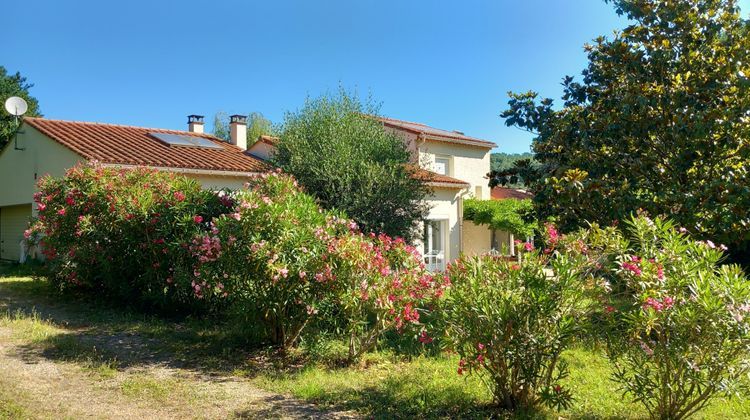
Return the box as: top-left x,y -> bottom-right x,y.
388,127 -> 502,269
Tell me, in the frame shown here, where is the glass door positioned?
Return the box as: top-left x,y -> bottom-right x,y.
424,220 -> 447,271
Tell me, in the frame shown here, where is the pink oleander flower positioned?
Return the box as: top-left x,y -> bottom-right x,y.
622,261 -> 642,276
546,224 -> 559,243
605,305 -> 615,313
457,358 -> 467,375
418,330 -> 433,344
37,203 -> 46,212
194,215 -> 203,223
706,240 -> 716,249
230,212 -> 241,221
523,242 -> 534,252
57,208 -> 66,216
173,191 -> 186,202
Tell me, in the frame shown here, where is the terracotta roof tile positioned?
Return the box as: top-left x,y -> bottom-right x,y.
491,187 -> 534,200
24,117 -> 270,174
257,135 -> 279,146
380,116 -> 496,149
407,165 -> 470,188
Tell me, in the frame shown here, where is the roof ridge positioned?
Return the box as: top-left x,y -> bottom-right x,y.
24,117 -> 221,140
378,116 -> 429,127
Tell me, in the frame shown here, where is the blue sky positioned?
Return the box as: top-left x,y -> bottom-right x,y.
4,0 -> 749,153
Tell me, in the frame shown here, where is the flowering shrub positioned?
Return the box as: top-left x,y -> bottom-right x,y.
32,164 -> 441,357
328,231 -> 449,362
188,171 -> 445,354
189,171 -> 347,349
598,216 -> 750,419
29,163 -> 229,309
439,249 -> 590,411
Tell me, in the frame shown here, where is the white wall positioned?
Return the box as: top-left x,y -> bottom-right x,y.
0,125 -> 84,208
247,141 -> 275,161
462,221 -> 492,256
418,141 -> 491,199
189,174 -> 252,191
413,187 -> 462,263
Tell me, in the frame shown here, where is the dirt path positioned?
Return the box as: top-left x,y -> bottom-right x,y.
0,277 -> 357,419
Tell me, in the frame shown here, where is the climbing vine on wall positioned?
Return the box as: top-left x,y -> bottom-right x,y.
463,198 -> 537,238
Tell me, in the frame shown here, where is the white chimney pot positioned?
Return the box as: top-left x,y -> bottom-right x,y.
229,114 -> 248,150
187,115 -> 204,133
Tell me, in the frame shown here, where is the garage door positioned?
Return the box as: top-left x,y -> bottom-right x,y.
0,204 -> 32,262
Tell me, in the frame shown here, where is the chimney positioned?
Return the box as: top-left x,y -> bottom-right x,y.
187,115 -> 204,133
229,114 -> 248,150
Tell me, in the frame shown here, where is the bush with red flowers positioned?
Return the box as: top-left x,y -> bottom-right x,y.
28,163 -> 231,310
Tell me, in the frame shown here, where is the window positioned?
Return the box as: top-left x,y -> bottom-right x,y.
434,157 -> 450,176
423,220 -> 447,271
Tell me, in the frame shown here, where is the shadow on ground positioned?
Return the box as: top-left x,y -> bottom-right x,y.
0,264 -> 547,419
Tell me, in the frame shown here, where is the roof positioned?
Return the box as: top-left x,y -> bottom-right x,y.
256,135 -> 279,146
407,165 -> 470,189
379,116 -> 496,149
491,187 -> 534,200
23,117 -> 270,175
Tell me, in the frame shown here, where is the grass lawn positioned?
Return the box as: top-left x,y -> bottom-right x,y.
1,264 -> 749,419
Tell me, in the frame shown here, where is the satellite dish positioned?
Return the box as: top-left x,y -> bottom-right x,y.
4,96 -> 28,116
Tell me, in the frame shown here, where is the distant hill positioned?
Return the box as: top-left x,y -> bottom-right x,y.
491,152 -> 534,172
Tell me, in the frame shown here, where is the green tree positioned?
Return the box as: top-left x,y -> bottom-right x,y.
498,0 -> 750,260
274,89 -> 429,240
212,111 -> 229,141
490,152 -> 534,172
211,111 -> 275,143
1,66 -> 41,147
247,112 -> 275,142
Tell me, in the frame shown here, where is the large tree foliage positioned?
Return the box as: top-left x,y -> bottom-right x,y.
498,0 -> 750,258
490,152 -> 534,172
274,90 -> 429,240
1,66 -> 41,147
211,111 -> 275,143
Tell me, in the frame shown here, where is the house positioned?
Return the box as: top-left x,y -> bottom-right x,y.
0,115 -> 267,261
0,113 -> 516,268
247,116 -> 508,271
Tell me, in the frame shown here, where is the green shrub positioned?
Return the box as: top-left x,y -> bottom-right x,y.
439,247 -> 591,411
191,171 -> 348,349
188,171 -> 445,354
29,163 -> 229,310
328,232 -> 449,362
596,216 -> 750,419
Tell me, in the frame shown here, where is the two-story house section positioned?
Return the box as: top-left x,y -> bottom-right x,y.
379,117 -> 495,271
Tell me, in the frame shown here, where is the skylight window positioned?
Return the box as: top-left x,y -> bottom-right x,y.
150,132 -> 223,149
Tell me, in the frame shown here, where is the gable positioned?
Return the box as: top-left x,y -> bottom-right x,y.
0,124 -> 83,207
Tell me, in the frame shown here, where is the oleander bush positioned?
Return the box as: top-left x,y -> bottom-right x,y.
151,170 -> 443,353
30,165 -> 444,354
594,216 -> 750,420
28,163 -> 231,310
327,231 -> 449,362
439,245 -> 593,411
